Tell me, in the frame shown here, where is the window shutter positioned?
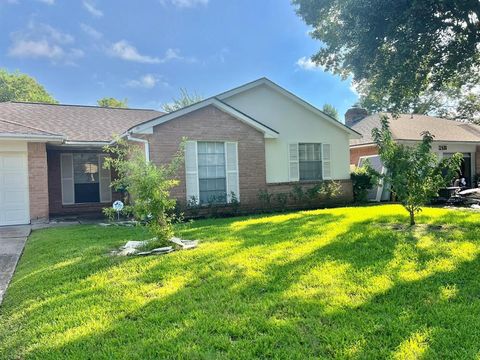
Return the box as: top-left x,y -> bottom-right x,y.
60,153 -> 74,205
322,143 -> 332,180
225,142 -> 239,202
185,141 -> 199,204
288,143 -> 299,182
98,154 -> 112,203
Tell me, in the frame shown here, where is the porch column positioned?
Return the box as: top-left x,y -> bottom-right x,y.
28,142 -> 49,223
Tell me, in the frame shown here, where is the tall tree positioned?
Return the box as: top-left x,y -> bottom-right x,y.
162,88 -> 203,113
293,0 -> 480,113
97,97 -> 128,108
0,69 -> 57,104
322,103 -> 339,120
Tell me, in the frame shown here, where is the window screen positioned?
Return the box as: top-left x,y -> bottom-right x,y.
299,143 -> 322,180
197,142 -> 227,204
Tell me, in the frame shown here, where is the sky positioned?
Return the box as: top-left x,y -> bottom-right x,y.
0,0 -> 358,120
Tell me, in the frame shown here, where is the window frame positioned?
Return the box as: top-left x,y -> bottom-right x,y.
298,142 -> 323,181
197,141 -> 228,205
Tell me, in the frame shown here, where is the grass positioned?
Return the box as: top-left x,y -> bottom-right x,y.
1,205 -> 480,359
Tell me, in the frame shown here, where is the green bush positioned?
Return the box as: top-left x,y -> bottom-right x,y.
351,161 -> 381,203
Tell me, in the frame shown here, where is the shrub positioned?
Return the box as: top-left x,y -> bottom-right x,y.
290,184 -> 306,203
230,191 -> 240,215
351,161 -> 381,202
258,189 -> 274,210
103,138 -> 184,246
274,192 -> 289,211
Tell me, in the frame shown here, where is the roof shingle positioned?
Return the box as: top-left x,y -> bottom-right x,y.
0,102 -> 164,142
350,113 -> 480,146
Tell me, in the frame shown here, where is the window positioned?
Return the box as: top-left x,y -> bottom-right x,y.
73,153 -> 100,203
299,143 -> 322,180
197,142 -> 227,204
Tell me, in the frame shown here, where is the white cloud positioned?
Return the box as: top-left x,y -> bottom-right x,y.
83,0 -> 103,17
109,42 -> 196,64
126,74 -> 165,89
159,0 -> 208,8
295,56 -> 325,71
110,40 -> 160,63
8,22 -> 83,64
80,23 -> 103,39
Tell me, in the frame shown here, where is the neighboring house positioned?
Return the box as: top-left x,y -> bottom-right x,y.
348,108 -> 480,190
0,78 -> 360,226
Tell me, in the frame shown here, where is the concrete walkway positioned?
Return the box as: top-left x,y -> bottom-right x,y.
0,225 -> 30,305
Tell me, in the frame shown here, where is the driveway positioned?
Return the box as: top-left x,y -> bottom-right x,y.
0,225 -> 30,305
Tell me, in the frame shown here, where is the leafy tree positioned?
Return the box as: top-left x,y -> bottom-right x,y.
97,97 -> 128,108
293,0 -> 480,112
322,103 -> 339,120
162,88 -> 203,113
372,116 -> 462,225
0,69 -> 57,103
103,138 -> 184,248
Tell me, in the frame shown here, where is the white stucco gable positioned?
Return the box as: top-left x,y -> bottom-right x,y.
218,78 -> 358,182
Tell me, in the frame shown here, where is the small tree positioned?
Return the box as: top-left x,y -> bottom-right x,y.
372,116 -> 462,225
0,69 -> 57,103
103,138 -> 184,246
97,97 -> 128,108
162,88 -> 203,113
322,103 -> 339,120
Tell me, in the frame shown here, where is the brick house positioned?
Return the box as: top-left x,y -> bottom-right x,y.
0,78 -> 360,226
348,109 -> 480,190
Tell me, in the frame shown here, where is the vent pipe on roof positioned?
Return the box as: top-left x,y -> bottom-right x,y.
345,106 -> 368,127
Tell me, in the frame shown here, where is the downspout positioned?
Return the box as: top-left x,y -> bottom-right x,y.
127,134 -> 150,162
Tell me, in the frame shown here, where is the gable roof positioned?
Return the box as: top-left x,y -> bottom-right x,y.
0,101 -> 163,143
129,77 -> 361,139
217,77 -> 361,138
350,113 -> 480,146
129,97 -> 279,138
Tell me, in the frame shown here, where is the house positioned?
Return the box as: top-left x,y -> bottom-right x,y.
0,78 -> 360,226
348,108 -> 480,189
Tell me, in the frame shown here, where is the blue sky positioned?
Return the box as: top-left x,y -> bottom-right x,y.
0,0 -> 358,120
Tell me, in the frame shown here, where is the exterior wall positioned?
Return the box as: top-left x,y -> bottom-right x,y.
476,145 -> 480,177
47,149 -> 119,216
28,142 -> 49,222
350,145 -> 378,166
148,105 -> 353,210
222,84 -> 352,182
148,105 -> 267,207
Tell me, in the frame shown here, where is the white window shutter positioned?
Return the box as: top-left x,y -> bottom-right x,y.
60,153 -> 74,205
225,142 -> 239,202
98,154 -> 112,203
322,143 -> 332,180
185,141 -> 199,204
288,143 -> 299,182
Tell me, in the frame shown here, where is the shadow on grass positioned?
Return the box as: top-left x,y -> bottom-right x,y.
1,207 -> 480,358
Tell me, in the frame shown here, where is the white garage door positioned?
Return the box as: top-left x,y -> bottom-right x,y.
0,152 -> 29,226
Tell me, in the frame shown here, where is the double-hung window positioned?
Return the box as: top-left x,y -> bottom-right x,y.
299,143 -> 322,180
197,142 -> 227,204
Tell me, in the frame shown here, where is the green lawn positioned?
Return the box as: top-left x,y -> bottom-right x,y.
1,205 -> 480,359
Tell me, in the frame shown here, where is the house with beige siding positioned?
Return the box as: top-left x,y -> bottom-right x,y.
0,78 -> 360,226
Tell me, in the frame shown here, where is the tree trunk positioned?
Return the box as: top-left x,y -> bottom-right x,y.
409,210 -> 415,226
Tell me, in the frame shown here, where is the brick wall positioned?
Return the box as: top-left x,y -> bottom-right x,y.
148,105 -> 353,210
148,105 -> 267,207
350,145 -> 378,166
47,149 -> 120,216
28,142 -> 49,222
